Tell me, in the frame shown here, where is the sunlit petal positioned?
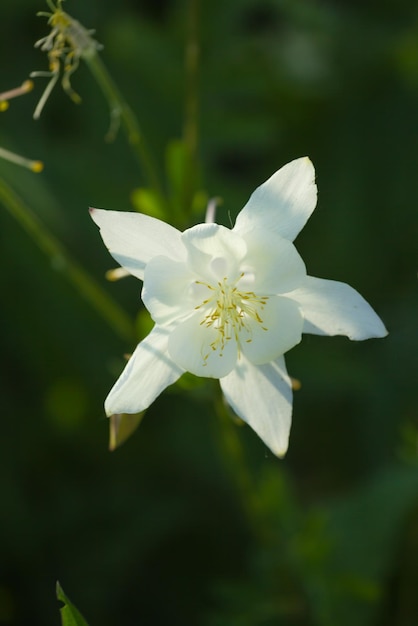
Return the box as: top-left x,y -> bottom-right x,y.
240,296 -> 303,364
90,208 -> 185,280
220,355 -> 292,457
143,256 -> 195,324
288,276 -> 388,340
168,312 -> 238,378
105,325 -> 184,416
234,157 -> 317,242
182,223 -> 247,282
240,229 -> 306,294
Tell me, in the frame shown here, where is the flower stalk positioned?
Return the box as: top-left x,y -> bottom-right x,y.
82,53 -> 163,195
183,0 -> 200,211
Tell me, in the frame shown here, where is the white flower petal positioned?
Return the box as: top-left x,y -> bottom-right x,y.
233,157 -> 317,242
105,325 -> 184,416
220,355 -> 292,457
90,208 -> 185,280
240,296 -> 303,364
288,276 -> 388,339
168,312 -> 238,378
143,256 -> 195,324
182,223 -> 247,282
240,229 -> 306,294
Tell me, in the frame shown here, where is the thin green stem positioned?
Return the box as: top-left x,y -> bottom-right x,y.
214,392 -> 266,539
84,52 -> 164,197
0,177 -> 135,342
183,0 -> 200,215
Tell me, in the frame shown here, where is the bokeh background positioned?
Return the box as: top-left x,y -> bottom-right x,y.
1,0 -> 417,624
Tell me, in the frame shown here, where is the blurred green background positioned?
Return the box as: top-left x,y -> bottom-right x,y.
1,0 -> 417,624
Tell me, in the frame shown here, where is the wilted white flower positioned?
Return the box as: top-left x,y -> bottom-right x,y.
31,0 -> 102,120
91,157 -> 387,456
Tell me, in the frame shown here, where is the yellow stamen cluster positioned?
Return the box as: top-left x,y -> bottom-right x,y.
195,273 -> 269,364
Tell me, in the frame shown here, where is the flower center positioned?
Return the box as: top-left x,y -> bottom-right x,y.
195,273 -> 269,364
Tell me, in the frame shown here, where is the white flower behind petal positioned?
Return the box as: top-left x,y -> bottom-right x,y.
181,223 -> 247,282
239,229 -> 306,294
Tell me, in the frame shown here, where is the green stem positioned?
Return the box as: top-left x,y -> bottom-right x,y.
214,392 -> 265,539
84,52 -> 164,197
0,177 -> 135,342
183,0 -> 200,215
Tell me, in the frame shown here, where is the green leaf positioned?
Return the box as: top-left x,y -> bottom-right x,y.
130,187 -> 167,220
165,139 -> 189,202
165,139 -> 197,225
56,582 -> 89,626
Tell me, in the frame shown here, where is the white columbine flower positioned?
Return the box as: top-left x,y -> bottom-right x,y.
90,157 -> 387,457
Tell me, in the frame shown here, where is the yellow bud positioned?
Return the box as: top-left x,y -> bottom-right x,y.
0,80 -> 34,103
291,377 -> 302,391
105,267 -> 130,281
21,79 -> 34,93
31,160 -> 44,173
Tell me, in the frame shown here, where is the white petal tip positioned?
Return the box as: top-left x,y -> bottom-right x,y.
353,320 -> 389,341
89,206 -> 101,224
104,396 -> 132,418
234,155 -> 318,242
105,405 -> 115,418
274,446 -> 288,459
297,155 -> 314,173
363,313 -> 389,340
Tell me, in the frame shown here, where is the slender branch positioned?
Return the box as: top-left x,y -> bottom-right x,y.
214,392 -> 267,540
84,52 -> 164,197
0,178 -> 135,342
183,0 -> 200,214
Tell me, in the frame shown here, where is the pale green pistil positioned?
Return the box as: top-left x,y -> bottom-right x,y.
195,273 -> 269,364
